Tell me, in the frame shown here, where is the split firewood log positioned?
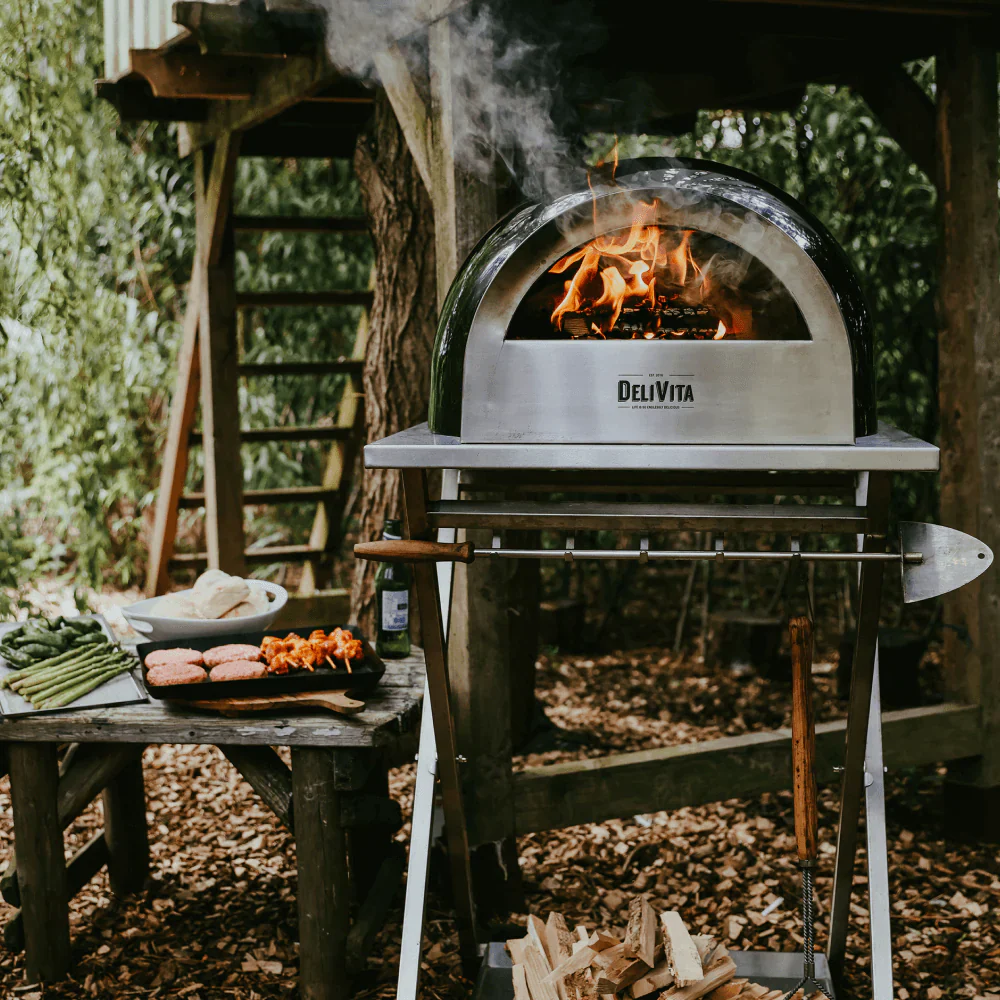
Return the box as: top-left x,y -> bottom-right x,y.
704,979 -> 744,1000
513,964 -> 531,1000
661,957 -> 737,1000
509,937 -> 528,965
522,940 -> 560,1000
546,912 -> 576,1000
591,942 -> 626,969
547,912 -> 575,964
624,896 -> 658,967
629,958 -> 674,998
529,914 -> 553,966
694,938 -> 729,970
544,945 -> 599,984
660,911 -> 705,987
578,929 -> 621,953
594,952 -> 651,995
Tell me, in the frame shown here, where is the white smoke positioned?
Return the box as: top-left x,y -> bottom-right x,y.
315,0 -> 587,201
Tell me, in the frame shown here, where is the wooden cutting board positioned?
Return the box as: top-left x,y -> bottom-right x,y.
190,689 -> 365,717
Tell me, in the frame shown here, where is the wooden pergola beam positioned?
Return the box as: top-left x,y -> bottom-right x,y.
128,48 -> 258,100
178,51 -> 335,156
851,65 -> 937,178
481,703 -> 983,841
373,46 -> 433,194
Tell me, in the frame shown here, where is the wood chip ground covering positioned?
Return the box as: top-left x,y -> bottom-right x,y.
0,647 -> 995,999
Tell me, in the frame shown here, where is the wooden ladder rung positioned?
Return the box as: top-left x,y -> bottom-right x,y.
238,360 -> 364,377
233,215 -> 369,233
235,290 -> 373,308
179,487 -> 340,508
189,426 -> 353,444
169,545 -> 328,570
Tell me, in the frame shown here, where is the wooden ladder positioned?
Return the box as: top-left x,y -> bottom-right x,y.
145,131 -> 370,621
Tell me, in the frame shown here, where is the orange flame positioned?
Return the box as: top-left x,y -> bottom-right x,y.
548,196 -> 743,340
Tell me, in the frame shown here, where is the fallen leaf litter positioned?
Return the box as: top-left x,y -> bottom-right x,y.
0,646 -> 992,998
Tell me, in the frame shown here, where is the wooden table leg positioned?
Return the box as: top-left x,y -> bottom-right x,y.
8,742 -> 70,982
292,746 -> 350,1000
102,752 -> 149,896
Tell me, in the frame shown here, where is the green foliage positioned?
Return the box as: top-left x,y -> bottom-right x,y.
604,66 -> 940,520
0,3 -> 371,598
0,0 -> 193,600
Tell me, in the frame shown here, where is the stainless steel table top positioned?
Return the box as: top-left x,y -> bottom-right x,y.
364,421 -> 938,473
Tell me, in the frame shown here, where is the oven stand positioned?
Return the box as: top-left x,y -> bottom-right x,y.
394,469 -> 895,1000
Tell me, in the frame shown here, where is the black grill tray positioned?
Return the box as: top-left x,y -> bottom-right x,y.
137,625 -> 384,701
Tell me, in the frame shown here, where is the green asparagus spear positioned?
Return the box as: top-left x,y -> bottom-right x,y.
26,656 -> 130,703
2,640 -> 110,683
17,651 -> 127,694
38,665 -> 129,709
8,647 -> 112,690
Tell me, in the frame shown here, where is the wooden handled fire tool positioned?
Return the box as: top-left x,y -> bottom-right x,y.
786,615 -> 834,1000
354,539 -> 475,563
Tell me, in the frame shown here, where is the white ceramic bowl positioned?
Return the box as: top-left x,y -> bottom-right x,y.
120,581 -> 288,642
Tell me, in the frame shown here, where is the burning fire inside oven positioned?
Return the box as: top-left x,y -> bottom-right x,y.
509,195 -> 810,343
549,200 -> 743,340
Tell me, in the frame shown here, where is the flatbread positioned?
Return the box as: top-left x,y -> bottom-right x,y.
154,592 -> 202,620
194,572 -> 249,619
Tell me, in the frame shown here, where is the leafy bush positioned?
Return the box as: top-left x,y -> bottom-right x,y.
0,0 -> 193,602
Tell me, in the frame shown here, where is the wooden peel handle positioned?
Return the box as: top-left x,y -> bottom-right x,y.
353,539 -> 475,564
789,614 -> 818,862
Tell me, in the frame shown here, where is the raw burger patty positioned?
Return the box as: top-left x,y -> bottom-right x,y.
146,662 -> 207,686
209,660 -> 267,682
145,648 -> 204,669
203,643 -> 263,667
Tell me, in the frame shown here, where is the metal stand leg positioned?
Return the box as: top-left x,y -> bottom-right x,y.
398,469 -> 478,1000
864,661 -> 894,1000
828,472 -> 891,986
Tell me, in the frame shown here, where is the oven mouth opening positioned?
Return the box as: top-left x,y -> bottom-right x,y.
507,205 -> 810,343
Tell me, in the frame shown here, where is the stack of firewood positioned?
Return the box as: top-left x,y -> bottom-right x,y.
507,898 -> 814,1000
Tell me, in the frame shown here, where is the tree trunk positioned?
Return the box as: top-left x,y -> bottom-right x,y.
350,91 -> 437,633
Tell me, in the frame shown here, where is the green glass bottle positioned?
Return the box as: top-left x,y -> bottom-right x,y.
375,518 -> 412,657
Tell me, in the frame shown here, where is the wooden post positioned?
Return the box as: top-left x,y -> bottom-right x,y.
196,134 -> 246,576
936,22 -> 1000,839
102,755 -> 150,896
425,16 -> 521,905
292,746 -> 350,1000
8,743 -> 70,982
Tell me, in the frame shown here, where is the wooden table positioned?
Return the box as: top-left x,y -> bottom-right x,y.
0,650 -> 425,1000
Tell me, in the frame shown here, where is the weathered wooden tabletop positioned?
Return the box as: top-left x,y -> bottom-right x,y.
0,648 -> 425,748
